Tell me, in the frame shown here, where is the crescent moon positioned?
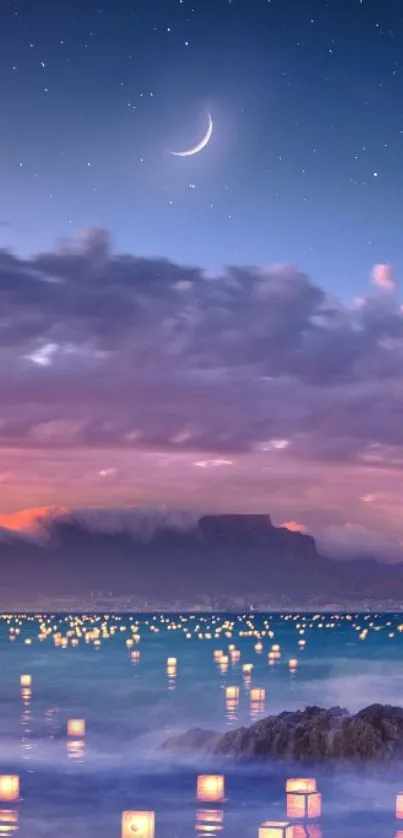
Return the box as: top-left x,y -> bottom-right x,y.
169,113 -> 213,157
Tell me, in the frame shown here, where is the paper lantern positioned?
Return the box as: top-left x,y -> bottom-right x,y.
286,779 -> 317,794
167,657 -> 177,666
19,674 -> 31,687
259,822 -> 294,838
131,650 -> 140,662
242,663 -> 253,673
289,659 -> 298,671
197,775 -> 225,803
213,650 -> 223,660
0,778 -> 19,804
396,792 -> 403,819
287,792 -> 321,820
67,718 -> 86,737
250,688 -> 266,702
225,686 -> 239,701
121,811 -> 155,838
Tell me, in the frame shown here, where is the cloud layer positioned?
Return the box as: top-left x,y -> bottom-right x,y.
1,230 -> 403,554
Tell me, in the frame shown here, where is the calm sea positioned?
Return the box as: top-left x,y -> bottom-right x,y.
0,612 -> 402,838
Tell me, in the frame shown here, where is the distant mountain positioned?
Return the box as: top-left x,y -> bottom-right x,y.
0,507 -> 403,605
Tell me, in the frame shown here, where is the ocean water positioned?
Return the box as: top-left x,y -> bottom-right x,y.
0,612 -> 403,838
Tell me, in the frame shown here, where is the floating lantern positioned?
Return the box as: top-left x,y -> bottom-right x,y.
167,657 -> 177,666
286,779 -> 317,794
230,650 -> 240,662
287,792 -> 321,820
213,650 -> 223,660
225,686 -> 239,701
196,775 -> 225,803
19,675 -> 31,688
250,688 -> 265,702
131,650 -> 140,663
121,811 -> 155,838
289,659 -> 298,672
255,642 -> 263,653
396,793 -> 403,819
259,822 -> 294,838
67,719 -> 86,737
0,778 -> 19,804
242,663 -> 253,673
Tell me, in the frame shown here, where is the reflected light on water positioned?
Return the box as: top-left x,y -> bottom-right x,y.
195,809 -> 224,835
0,811 -> 19,836
259,822 -> 294,838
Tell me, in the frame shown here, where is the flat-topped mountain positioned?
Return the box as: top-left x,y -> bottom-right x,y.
0,507 -> 402,602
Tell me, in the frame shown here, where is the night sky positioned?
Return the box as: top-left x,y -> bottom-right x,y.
1,0 -> 403,559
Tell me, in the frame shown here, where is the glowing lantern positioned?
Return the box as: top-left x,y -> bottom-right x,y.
196,775 -> 225,803
259,822 -> 294,838
121,811 -> 155,838
289,659 -> 298,671
19,675 -> 31,688
67,719 -> 86,737
286,779 -> 317,793
396,793 -> 403,819
287,792 -> 321,820
167,657 -> 177,666
242,663 -> 253,673
255,642 -> 263,653
225,686 -> 239,701
131,650 -> 140,663
230,649 -> 240,662
213,651 -> 223,660
0,778 -> 19,804
250,688 -> 265,702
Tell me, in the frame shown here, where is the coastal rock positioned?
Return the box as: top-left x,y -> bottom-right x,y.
161,704 -> 403,764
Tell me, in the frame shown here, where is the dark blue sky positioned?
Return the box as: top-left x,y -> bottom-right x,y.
1,0 -> 403,297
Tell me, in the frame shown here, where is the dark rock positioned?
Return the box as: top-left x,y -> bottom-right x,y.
161,704 -> 403,764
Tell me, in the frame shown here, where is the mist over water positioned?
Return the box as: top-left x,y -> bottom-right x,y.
0,612 -> 403,837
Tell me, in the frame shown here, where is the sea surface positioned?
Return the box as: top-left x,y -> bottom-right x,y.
0,612 -> 403,838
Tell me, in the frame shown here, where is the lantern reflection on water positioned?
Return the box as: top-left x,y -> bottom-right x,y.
195,809 -> 223,834
67,739 -> 85,761
121,811 -> 155,838
225,686 -> 239,701
67,719 -> 86,737
293,826 -> 322,838
259,822 -> 294,838
0,779 -> 19,804
196,775 -> 225,803
396,793 -> 403,819
287,792 -> 321,820
0,811 -> 18,835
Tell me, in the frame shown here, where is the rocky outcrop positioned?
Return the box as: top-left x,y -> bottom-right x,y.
161,704 -> 403,764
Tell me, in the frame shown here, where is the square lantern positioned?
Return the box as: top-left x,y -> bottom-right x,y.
67,718 -> 86,737
0,778 -> 19,804
286,780 -> 317,794
396,793 -> 403,820
19,675 -> 31,688
287,792 -> 322,820
121,811 -> 155,838
250,688 -> 266,702
196,775 -> 225,803
259,821 -> 294,838
225,686 -> 239,701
